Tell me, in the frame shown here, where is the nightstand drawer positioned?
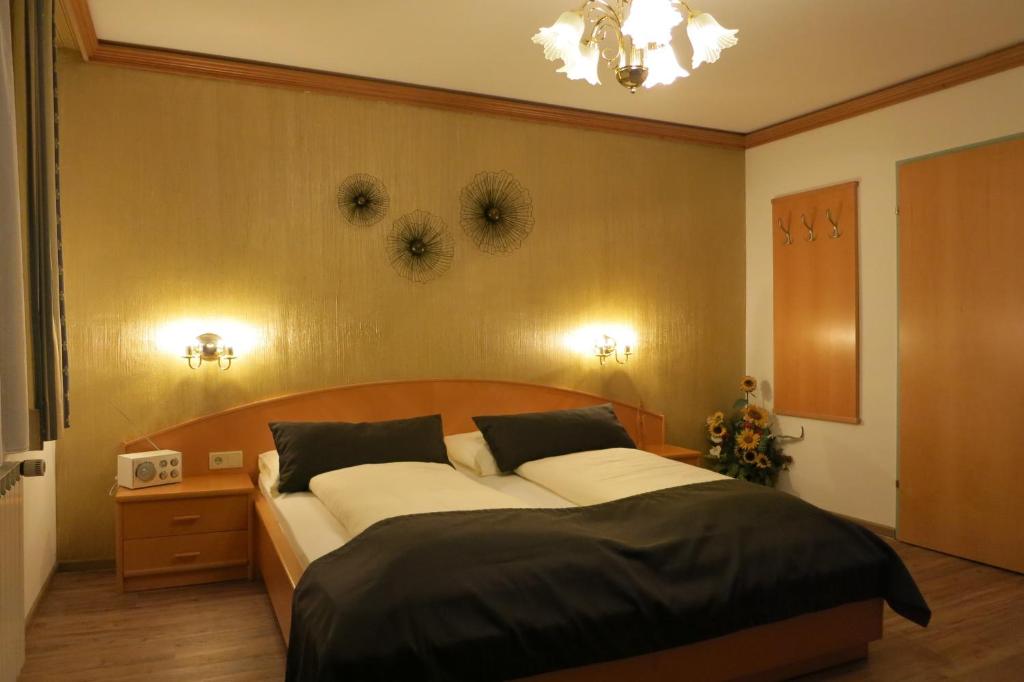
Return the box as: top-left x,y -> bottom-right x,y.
122,495 -> 248,539
123,530 -> 249,576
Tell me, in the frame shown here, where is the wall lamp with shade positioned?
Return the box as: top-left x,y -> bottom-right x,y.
183,332 -> 236,370
594,334 -> 633,366
565,324 -> 637,366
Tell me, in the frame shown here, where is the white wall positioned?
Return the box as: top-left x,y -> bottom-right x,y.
9,441 -> 56,617
745,67 -> 1024,528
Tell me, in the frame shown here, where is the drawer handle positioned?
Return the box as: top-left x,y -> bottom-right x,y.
172,515 -> 201,523
173,551 -> 201,559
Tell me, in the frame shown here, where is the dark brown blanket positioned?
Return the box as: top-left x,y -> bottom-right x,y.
287,479 -> 929,681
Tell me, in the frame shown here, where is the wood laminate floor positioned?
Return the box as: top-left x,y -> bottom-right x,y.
19,539 -> 1024,681
20,574 -> 285,681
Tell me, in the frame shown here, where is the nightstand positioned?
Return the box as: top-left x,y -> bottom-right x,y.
647,444 -> 702,465
115,473 -> 254,592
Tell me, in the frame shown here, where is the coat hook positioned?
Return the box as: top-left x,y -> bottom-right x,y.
826,208 -> 842,239
801,214 -> 815,242
777,217 -> 792,245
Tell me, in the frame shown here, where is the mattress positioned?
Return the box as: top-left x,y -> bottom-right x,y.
258,451 -> 573,569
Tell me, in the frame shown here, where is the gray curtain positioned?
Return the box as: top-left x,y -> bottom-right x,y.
0,0 -> 31,455
24,0 -> 68,440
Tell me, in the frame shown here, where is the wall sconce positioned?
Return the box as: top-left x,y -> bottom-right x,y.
183,332 -> 236,370
594,334 -> 633,366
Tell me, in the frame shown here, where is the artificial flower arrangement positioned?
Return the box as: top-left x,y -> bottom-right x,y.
703,376 -> 793,487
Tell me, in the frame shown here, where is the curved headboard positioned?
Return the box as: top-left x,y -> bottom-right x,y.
124,379 -> 666,479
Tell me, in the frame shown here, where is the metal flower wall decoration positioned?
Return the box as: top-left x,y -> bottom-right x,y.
386,210 -> 455,283
460,171 -> 535,255
337,173 -> 390,227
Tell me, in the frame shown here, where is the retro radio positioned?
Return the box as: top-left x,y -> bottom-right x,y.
117,450 -> 184,489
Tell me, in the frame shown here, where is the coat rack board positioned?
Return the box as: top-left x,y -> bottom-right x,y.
771,181 -> 860,424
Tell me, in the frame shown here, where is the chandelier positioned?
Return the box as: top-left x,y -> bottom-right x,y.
532,0 -> 738,93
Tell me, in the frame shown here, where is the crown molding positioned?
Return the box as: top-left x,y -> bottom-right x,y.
87,42 -> 747,148
54,0 -> 744,148
746,42 -> 1024,148
59,0 -> 97,61
57,1 -> 1024,150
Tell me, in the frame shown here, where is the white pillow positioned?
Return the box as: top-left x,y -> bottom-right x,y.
444,431 -> 501,477
258,450 -> 280,493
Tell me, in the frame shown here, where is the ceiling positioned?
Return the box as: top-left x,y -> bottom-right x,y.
86,0 -> 1024,134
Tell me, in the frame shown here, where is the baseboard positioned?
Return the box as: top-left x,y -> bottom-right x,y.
25,563 -> 56,627
57,558 -> 115,572
834,512 -> 896,538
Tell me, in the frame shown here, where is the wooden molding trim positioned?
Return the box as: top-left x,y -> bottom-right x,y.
833,512 -> 896,539
86,42 -> 746,149
59,0 -> 98,61
57,558 -> 116,572
54,2 -> 743,147
747,42 -> 1024,147
57,1 -> 1023,149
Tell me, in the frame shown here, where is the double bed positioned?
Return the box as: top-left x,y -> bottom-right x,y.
124,379 -> 929,681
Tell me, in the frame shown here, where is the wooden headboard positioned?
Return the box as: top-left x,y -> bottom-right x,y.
124,379 -> 666,479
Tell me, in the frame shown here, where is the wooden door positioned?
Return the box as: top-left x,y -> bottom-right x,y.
898,136 -> 1024,573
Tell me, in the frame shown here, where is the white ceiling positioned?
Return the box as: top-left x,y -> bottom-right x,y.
87,0 -> 1024,133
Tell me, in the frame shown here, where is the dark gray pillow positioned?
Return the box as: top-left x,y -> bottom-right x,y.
472,403 -> 636,473
270,414 -> 448,492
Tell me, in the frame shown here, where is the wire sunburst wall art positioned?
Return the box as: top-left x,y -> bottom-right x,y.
386,210 -> 455,284
337,173 -> 390,227
460,170 -> 535,254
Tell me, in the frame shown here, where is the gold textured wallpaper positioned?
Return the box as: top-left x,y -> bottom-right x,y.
56,53 -> 745,563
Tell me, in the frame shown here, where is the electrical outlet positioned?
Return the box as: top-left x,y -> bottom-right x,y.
209,450 -> 243,470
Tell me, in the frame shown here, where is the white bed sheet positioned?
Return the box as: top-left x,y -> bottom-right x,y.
257,451 -> 573,568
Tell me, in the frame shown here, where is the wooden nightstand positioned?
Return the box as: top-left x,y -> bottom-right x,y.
647,444 -> 702,465
115,473 -> 254,592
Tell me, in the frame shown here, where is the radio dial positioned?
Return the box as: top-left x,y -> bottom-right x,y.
159,471 -> 167,480
136,461 -> 156,482
170,469 -> 179,478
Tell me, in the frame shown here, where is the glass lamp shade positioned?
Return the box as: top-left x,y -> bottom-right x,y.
643,45 -> 689,88
532,11 -> 586,64
557,41 -> 601,85
621,0 -> 682,48
686,12 -> 739,69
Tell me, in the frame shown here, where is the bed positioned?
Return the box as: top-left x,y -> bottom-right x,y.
124,379 -> 928,681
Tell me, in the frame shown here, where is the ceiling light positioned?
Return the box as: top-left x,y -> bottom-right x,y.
532,1 -> 738,93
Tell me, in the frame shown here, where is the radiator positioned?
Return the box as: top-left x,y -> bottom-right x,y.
0,462 -> 24,682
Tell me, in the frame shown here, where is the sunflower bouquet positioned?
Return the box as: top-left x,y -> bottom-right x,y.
703,376 -> 793,486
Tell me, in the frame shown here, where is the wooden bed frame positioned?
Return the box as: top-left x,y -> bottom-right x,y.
125,379 -> 882,681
